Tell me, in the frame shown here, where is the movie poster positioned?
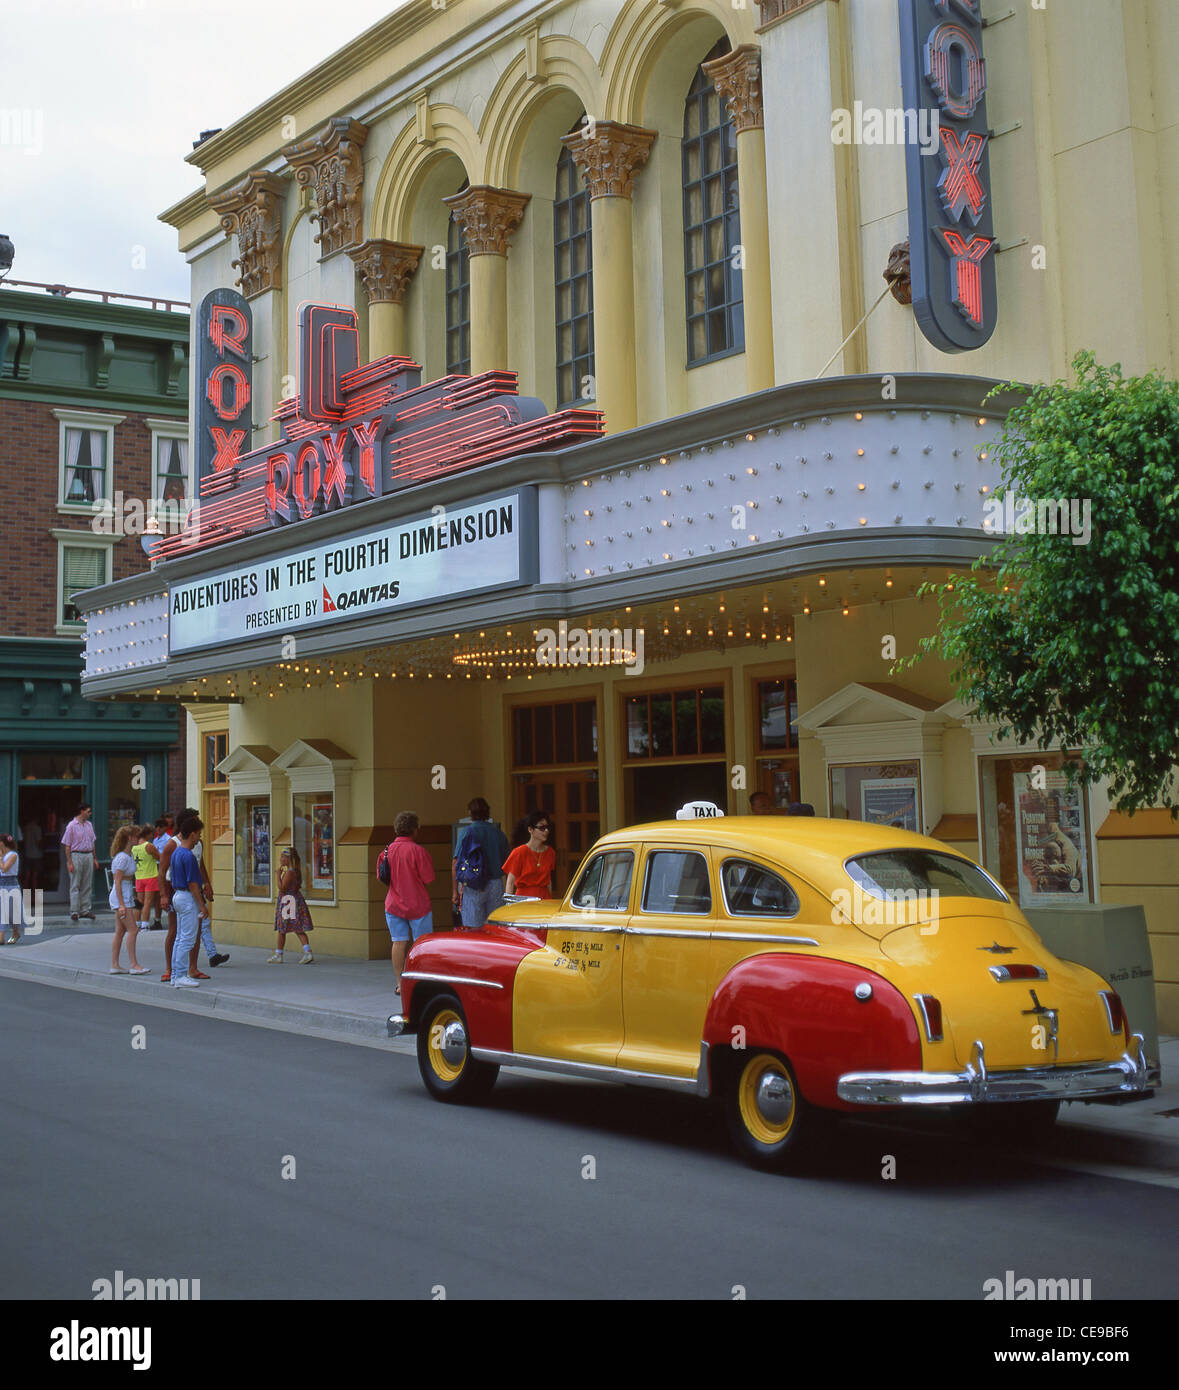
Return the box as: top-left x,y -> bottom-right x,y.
1012,770 -> 1088,906
860,778 -> 919,832
312,800 -> 333,891
251,805 -> 271,890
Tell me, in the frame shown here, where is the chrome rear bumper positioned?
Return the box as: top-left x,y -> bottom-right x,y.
838,1034 -> 1152,1106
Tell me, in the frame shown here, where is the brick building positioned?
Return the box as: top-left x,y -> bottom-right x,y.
0,283 -> 189,897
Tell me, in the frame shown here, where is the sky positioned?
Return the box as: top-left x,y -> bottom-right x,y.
0,0 -> 411,305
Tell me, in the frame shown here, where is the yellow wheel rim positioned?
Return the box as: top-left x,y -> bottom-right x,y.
427,1008 -> 466,1083
737,1054 -> 796,1146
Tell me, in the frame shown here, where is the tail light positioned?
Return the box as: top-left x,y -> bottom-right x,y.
989,964 -> 1047,982
914,993 -> 943,1042
1099,990 -> 1127,1037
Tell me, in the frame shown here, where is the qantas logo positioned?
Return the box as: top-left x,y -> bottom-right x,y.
322,585 -> 336,613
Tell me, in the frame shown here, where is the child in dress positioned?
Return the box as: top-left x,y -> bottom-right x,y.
268,848 -> 314,963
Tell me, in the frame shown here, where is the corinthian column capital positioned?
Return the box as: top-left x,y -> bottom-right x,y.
347,239 -> 424,304
702,44 -> 764,134
282,116 -> 369,258
560,121 -> 657,200
442,185 -> 531,256
208,170 -> 287,298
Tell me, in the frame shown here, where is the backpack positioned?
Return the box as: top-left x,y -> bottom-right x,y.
454,828 -> 488,890
376,845 -> 391,886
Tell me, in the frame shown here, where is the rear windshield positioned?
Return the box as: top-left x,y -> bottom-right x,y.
845,850 -> 1008,902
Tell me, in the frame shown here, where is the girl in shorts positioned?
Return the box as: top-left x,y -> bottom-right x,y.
132,824 -> 161,930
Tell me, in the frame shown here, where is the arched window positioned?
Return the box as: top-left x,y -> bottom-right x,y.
446,181 -> 471,375
554,126 -> 594,407
683,39 -> 743,365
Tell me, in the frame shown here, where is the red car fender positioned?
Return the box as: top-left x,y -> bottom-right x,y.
702,954 -> 922,1111
402,926 -> 544,1053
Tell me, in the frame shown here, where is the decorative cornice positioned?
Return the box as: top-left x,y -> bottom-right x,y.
347,238 -> 424,304
442,185 -> 531,256
282,117 -> 369,259
702,44 -> 763,134
756,0 -> 830,28
208,170 -> 286,299
560,122 -> 657,201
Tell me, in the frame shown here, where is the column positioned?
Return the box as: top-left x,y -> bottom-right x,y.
703,44 -> 775,394
347,239 -> 424,359
442,186 -> 531,375
562,122 -> 656,434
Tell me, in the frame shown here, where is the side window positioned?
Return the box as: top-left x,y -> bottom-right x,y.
642,850 -> 712,915
721,859 -> 800,918
571,850 -> 633,910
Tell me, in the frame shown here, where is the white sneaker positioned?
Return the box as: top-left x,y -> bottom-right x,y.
297,951 -> 314,964
266,952 -> 283,963
172,976 -> 200,988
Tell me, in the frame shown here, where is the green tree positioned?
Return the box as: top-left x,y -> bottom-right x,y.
907,352 -> 1179,814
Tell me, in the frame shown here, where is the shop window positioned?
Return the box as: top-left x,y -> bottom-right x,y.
683,39 -> 743,366
512,700 -> 598,768
446,185 -> 471,376
625,686 -> 725,759
979,754 -> 1092,908
830,761 -> 922,831
56,536 -> 111,631
273,739 -> 354,907
106,756 -> 147,847
216,745 -> 281,901
554,130 -> 594,407
292,791 -> 336,903
234,794 -> 272,898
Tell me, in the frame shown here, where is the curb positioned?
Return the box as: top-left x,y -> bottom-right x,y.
0,955 -> 416,1056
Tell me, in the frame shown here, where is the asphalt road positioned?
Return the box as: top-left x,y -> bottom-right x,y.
3,977 -> 1176,1301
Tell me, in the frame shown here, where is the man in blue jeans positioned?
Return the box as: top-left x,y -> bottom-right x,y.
169,817 -> 207,990
451,797 -> 510,929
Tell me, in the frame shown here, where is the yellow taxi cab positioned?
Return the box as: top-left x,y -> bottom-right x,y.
390,802 -> 1152,1170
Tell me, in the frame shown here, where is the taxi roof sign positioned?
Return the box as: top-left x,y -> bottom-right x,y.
676,800 -> 725,820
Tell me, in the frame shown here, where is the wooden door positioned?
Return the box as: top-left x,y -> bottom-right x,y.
513,771 -> 600,896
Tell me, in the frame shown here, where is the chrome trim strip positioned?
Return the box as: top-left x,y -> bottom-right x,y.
989,965 -> 1047,983
838,1034 -> 1151,1106
697,1041 -> 712,1098
913,993 -> 943,1042
542,921 -> 626,934
1098,990 -> 1121,1035
710,930 -> 819,945
400,971 -> 504,990
469,1047 -> 700,1094
622,925 -> 819,945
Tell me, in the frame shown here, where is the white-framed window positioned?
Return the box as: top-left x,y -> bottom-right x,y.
55,409 -> 125,513
53,530 -> 113,634
146,417 -> 190,516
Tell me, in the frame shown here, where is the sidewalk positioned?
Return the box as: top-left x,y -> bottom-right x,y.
0,916 -> 414,1056
1,919 -> 1177,1154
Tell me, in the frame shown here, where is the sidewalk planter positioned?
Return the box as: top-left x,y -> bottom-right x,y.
1024,904 -> 1160,1072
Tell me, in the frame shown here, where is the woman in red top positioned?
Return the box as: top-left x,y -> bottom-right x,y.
502,811 -> 556,898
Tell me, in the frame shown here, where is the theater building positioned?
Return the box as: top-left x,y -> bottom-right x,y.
76,0 -> 1178,1030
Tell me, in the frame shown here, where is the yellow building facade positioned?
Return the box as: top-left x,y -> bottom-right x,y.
78,0 -> 1178,1032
